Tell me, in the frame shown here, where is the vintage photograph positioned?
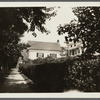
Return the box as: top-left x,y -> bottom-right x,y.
0,2 -> 100,94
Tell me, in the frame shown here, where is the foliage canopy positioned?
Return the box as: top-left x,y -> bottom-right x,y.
58,7 -> 100,55
0,7 -> 55,69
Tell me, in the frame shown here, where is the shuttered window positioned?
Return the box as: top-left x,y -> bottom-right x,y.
37,53 -> 44,58
50,54 -> 57,58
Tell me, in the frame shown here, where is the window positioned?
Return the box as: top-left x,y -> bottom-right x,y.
78,48 -> 80,53
50,54 -> 57,58
37,53 -> 44,58
72,49 -> 74,55
70,50 -> 72,55
75,49 -> 77,55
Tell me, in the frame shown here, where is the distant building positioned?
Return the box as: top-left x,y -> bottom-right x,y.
22,41 -> 61,60
62,40 -> 83,57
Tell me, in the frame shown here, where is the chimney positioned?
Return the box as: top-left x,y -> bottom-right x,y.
57,40 -> 59,43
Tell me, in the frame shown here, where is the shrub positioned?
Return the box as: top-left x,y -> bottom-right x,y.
32,63 -> 65,91
64,58 -> 100,92
19,57 -> 66,92
19,56 -> 100,92
32,56 -> 55,64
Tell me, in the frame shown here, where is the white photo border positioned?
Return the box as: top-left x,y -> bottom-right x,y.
0,1 -> 100,98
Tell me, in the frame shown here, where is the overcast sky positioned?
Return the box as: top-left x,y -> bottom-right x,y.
21,6 -> 77,46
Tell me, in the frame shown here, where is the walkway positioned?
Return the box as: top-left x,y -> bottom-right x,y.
0,68 -> 33,93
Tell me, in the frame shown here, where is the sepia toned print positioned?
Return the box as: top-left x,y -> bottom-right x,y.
0,2 -> 100,94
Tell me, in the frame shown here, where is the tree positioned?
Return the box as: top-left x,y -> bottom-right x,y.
0,7 -> 56,69
58,7 -> 100,56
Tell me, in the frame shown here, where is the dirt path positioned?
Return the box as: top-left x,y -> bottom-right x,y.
0,68 -> 33,93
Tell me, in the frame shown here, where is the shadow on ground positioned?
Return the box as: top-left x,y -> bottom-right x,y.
0,68 -> 33,93
0,70 -> 10,90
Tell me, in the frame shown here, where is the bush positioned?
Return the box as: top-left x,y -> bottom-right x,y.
64,58 -> 100,92
19,56 -> 100,92
32,56 -> 55,64
19,57 -> 66,92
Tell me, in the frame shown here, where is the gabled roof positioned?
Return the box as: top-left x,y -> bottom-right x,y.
27,41 -> 61,51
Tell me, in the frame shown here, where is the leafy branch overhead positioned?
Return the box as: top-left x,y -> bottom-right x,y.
58,7 -> 100,55
19,7 -> 56,33
0,7 -> 56,69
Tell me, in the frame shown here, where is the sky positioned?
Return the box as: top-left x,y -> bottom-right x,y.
21,6 -> 77,47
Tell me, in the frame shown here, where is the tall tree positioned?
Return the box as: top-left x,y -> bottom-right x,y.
0,7 -> 56,69
58,7 -> 100,56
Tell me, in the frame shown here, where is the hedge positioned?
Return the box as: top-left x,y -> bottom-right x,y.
19,63 -> 65,92
64,58 -> 100,92
19,56 -> 100,92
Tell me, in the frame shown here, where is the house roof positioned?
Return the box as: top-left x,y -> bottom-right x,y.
27,41 -> 61,51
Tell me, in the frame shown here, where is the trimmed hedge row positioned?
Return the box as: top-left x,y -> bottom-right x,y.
19,56 -> 100,92
19,62 -> 65,92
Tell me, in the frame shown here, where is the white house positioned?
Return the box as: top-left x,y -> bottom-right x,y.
62,40 -> 83,57
24,41 -> 61,60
